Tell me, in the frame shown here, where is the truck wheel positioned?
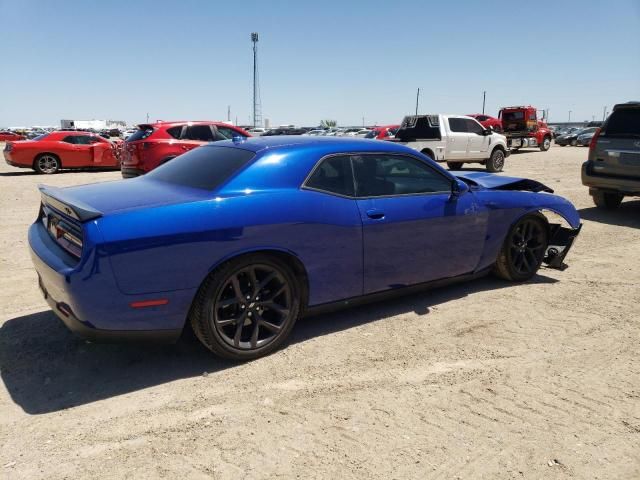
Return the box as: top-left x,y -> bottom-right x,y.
592,190 -> 623,209
540,136 -> 551,151
486,149 -> 505,172
446,162 -> 463,170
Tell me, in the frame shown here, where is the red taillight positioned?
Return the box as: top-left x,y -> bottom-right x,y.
589,128 -> 601,152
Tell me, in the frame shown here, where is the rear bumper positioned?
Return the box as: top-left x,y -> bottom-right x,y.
121,167 -> 144,178
582,161 -> 640,195
3,151 -> 28,168
37,274 -> 181,343
29,221 -> 188,343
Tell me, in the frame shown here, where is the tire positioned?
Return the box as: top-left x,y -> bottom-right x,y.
486,148 -> 505,172
592,190 -> 623,209
571,139 -> 577,146
446,161 -> 464,170
189,254 -> 301,360
421,149 -> 435,161
493,215 -> 549,282
34,153 -> 60,174
540,136 -> 551,151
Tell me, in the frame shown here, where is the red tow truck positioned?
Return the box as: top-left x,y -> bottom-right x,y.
498,106 -> 553,152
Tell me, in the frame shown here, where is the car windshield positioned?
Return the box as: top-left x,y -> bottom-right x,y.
145,145 -> 255,190
603,108 -> 640,137
364,130 -> 378,139
33,133 -> 49,141
502,112 -> 524,121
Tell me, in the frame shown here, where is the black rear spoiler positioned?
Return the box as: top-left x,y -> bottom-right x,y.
38,184 -> 102,222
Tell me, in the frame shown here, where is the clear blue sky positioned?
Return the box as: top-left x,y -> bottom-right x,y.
1,0 -> 638,127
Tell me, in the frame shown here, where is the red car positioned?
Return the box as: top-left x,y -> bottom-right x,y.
0,131 -> 26,141
120,121 -> 251,177
3,131 -> 121,174
467,114 -> 503,132
364,124 -> 400,140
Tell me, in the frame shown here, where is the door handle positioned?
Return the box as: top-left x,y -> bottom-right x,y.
366,209 -> 385,220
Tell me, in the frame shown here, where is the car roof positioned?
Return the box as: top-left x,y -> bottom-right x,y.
144,121 -> 236,128
210,135 -> 419,155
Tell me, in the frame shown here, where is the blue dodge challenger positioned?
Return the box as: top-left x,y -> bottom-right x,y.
29,137 -> 581,360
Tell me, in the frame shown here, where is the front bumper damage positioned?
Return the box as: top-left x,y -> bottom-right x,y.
543,223 -> 582,270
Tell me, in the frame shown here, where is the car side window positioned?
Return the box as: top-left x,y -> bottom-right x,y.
216,127 -> 246,140
166,126 -> 184,139
464,119 -> 484,135
62,136 -> 78,144
351,155 -> 452,197
448,118 -> 467,133
184,125 -> 215,141
74,135 -> 95,145
305,155 -> 355,197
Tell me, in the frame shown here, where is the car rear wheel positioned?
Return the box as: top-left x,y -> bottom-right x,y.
446,161 -> 464,170
592,190 -> 623,209
493,215 -> 548,282
540,136 -> 551,151
486,149 -> 505,172
34,154 -> 60,174
190,254 -> 301,360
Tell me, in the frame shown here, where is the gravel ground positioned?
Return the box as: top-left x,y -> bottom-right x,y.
0,143 -> 639,479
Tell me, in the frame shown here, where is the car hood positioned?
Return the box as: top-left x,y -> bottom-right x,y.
452,171 -> 554,193
38,178 -> 209,221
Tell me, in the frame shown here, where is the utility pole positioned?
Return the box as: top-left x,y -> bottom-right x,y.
227,105 -> 231,122
568,110 -> 572,123
146,112 -> 149,123
482,91 -> 486,114
415,88 -> 420,116
251,32 -> 262,128
362,116 -> 365,127
602,106 -> 607,121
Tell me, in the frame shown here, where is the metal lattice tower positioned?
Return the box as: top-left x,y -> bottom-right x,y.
251,32 -> 262,128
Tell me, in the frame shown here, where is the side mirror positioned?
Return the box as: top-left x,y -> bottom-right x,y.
483,129 -> 492,136
451,179 -> 469,197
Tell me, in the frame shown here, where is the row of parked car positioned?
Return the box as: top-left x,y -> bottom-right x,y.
3,103 -> 639,211
553,126 -> 600,146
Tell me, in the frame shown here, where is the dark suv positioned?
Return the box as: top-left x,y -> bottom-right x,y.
121,121 -> 250,178
582,102 -> 640,209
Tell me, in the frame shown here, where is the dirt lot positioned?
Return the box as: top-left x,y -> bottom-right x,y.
0,143 -> 638,479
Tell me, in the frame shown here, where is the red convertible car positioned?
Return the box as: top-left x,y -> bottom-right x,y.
467,114 -> 503,132
3,131 -> 121,174
0,131 -> 26,141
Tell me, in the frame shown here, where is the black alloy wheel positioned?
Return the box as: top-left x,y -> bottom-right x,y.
494,215 -> 548,282
190,255 -> 300,360
214,264 -> 291,349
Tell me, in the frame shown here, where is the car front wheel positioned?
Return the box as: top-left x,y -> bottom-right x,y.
493,215 -> 549,282
190,254 -> 301,360
592,190 -> 623,209
446,161 -> 464,170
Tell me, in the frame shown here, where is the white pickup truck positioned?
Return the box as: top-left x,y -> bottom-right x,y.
392,114 -> 510,172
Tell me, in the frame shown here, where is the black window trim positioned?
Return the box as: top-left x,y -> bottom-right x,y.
301,152 -> 455,199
